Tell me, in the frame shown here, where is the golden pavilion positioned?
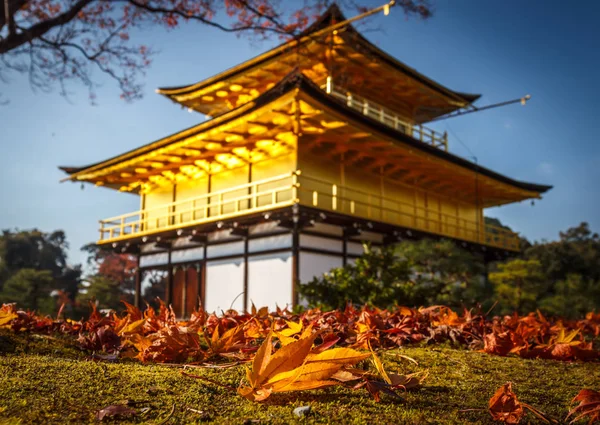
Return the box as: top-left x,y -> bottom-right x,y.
60,4 -> 551,316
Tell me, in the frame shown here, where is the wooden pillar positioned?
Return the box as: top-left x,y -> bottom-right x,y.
243,235 -> 249,312
170,185 -> 177,226
134,254 -> 142,309
247,161 -> 253,210
342,233 -> 348,266
292,224 -> 300,306
201,243 -> 208,308
182,266 -> 188,318
165,249 -> 173,306
196,259 -> 206,307
207,172 -> 212,218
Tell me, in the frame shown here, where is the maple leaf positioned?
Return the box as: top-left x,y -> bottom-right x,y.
0,305 -> 18,327
137,325 -> 203,363
483,331 -> 514,356
206,324 -> 246,356
238,330 -> 369,401
95,404 -> 137,421
489,383 -> 525,424
567,389 -> 600,424
355,342 -> 426,401
488,382 -> 551,424
78,327 -> 121,353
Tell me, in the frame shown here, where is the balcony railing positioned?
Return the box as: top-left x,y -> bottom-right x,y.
323,80 -> 449,151
99,172 -> 297,242
98,171 -> 519,251
297,174 -> 519,251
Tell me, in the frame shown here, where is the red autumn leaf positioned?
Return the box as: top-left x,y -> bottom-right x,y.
489,383 -> 525,424
483,331 -> 514,356
567,389 -> 600,424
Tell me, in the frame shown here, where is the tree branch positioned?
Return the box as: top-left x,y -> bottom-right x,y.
124,0 -> 291,36
0,0 -> 93,54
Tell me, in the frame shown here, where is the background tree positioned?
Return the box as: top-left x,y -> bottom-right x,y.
395,239 -> 486,307
78,243 -> 136,311
0,268 -> 55,313
299,240 -> 485,310
521,222 -> 600,318
0,0 -> 431,101
489,259 -> 545,314
0,229 -> 81,312
299,244 -> 412,310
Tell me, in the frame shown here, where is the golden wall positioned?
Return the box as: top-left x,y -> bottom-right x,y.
141,143 -> 483,244
142,152 -> 297,226
297,148 -> 483,243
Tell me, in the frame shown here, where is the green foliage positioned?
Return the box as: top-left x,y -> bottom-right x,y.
0,229 -> 81,314
0,268 -> 55,314
299,240 -> 486,310
298,245 -> 411,310
489,259 -> 545,314
76,275 -> 132,312
396,239 -> 486,307
300,222 -> 600,317
78,244 -> 137,313
538,274 -> 600,318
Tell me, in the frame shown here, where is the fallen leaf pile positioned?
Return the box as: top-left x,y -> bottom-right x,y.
2,300 -> 600,414
487,383 -> 600,424
1,301 -> 598,365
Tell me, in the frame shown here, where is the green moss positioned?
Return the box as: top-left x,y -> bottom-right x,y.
0,330 -> 598,424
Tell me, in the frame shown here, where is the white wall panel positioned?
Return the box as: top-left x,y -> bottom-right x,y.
207,241 -> 244,258
347,241 -> 365,256
353,231 -> 384,243
249,234 -> 292,253
140,253 -> 168,268
171,247 -> 204,264
299,252 -> 343,284
247,253 -> 293,311
300,234 -> 343,253
310,222 -> 343,236
205,258 -> 244,313
249,221 -> 284,235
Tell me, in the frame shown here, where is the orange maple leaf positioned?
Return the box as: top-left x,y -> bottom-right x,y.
567,389 -> 600,424
238,330 -> 370,401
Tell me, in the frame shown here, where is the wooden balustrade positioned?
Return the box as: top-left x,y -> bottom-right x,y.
98,171 -> 519,251
323,83 -> 449,151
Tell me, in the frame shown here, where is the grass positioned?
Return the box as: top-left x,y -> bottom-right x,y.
0,329 -> 599,424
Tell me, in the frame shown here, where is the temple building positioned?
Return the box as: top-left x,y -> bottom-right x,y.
60,5 -> 551,316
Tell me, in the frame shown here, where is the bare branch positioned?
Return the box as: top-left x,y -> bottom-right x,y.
0,0 -> 93,54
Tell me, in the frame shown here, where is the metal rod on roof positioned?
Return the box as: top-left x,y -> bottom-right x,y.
430,95 -> 531,122
305,0 -> 397,41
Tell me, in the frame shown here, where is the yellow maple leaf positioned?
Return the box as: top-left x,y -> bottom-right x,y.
0,310 -> 17,327
239,331 -> 369,401
208,324 -> 245,354
279,320 -> 303,337
118,318 -> 146,337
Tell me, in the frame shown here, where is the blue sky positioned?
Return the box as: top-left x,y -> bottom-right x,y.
1,0 -> 599,266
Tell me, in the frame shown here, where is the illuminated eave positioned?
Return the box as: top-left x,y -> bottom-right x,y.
155,4 -> 480,123
60,72 -> 550,206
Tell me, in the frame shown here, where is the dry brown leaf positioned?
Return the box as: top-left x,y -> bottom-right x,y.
488,382 -> 552,424
483,331 -> 514,356
95,404 -> 137,421
489,383 -> 525,424
567,389 -> 600,424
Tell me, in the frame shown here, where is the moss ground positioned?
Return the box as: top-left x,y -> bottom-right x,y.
0,329 -> 599,424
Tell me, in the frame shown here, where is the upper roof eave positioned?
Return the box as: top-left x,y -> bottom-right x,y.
156,4 -> 480,106
61,70 -> 550,196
